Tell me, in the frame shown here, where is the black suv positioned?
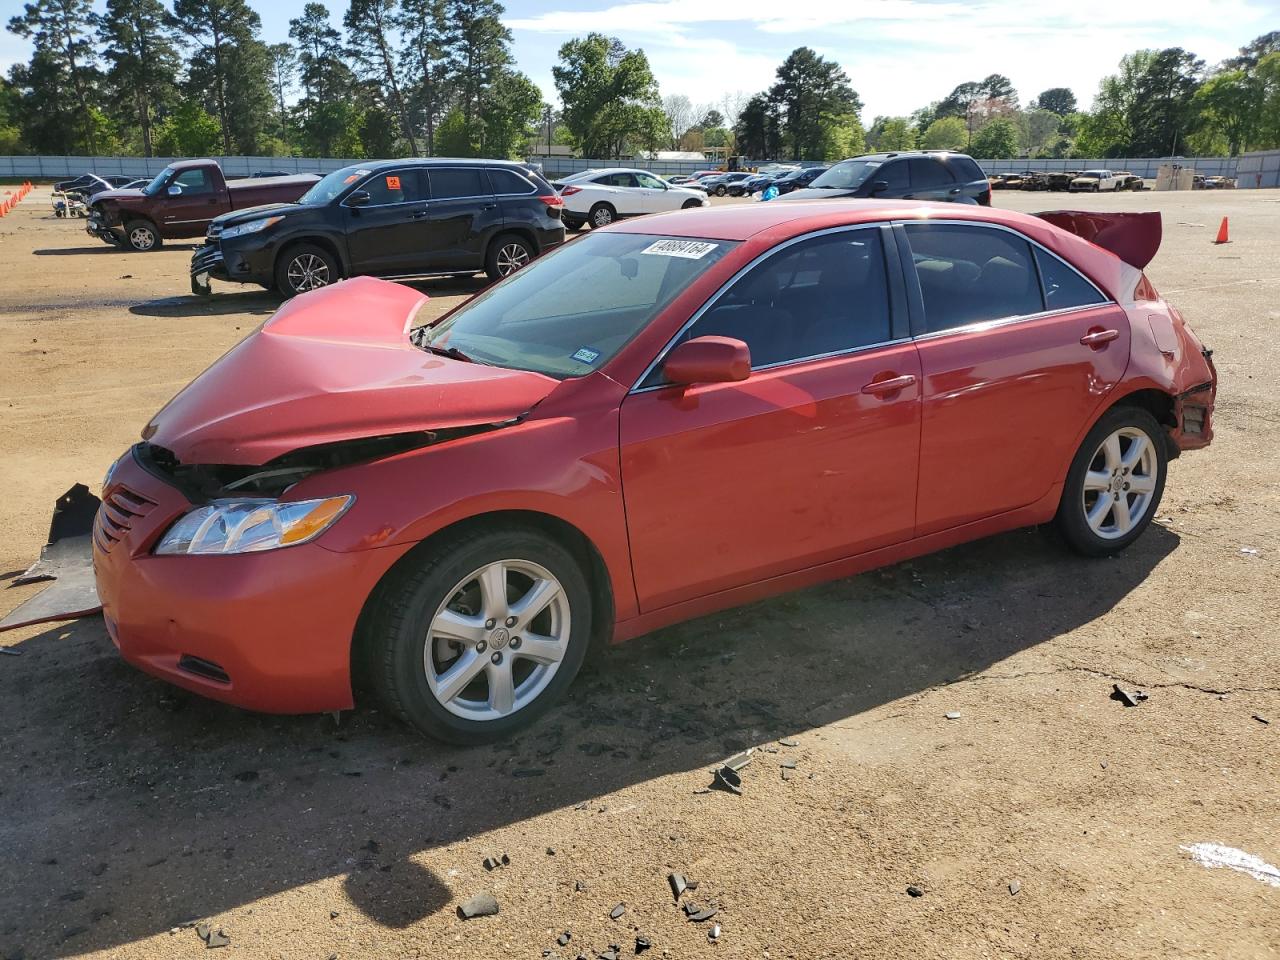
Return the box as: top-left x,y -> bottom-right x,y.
191,159 -> 565,297
777,151 -> 991,205
772,166 -> 828,194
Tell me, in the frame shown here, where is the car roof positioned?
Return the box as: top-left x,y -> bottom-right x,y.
610,199 -> 1058,242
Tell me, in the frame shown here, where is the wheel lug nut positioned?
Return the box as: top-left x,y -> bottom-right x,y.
491,652 -> 503,665
485,619 -> 495,629
505,616 -> 516,627
477,640 -> 487,653
1123,482 -> 1130,490
510,637 -> 521,649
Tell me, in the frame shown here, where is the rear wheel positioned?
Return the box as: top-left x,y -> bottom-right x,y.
124,220 -> 160,252
366,526 -> 594,744
588,203 -> 615,228
715,184 -> 728,197
275,243 -> 338,297
1056,406 -> 1167,556
485,233 -> 534,280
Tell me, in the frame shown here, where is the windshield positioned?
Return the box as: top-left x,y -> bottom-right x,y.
419,233 -> 738,379
142,166 -> 176,196
298,165 -> 372,205
1077,172 -> 1101,179
810,160 -> 880,190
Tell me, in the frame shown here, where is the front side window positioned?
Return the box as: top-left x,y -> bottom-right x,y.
636,172 -> 666,189
427,167 -> 489,200
1034,247 -> 1108,311
878,160 -> 910,191
299,164 -> 371,205
419,233 -> 737,379
904,223 -> 1043,332
173,169 -> 212,194
668,229 -> 892,373
360,169 -> 424,205
809,159 -> 881,191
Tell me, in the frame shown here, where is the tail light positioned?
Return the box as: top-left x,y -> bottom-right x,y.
978,185 -> 991,206
539,192 -> 564,219
559,186 -> 581,197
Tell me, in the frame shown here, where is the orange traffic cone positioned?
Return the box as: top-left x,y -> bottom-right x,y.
1214,217 -> 1230,244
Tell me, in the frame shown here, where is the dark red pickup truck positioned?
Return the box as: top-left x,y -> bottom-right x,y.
86,159 -> 319,252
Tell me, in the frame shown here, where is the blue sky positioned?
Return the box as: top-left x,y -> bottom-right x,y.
3,0 -> 1278,121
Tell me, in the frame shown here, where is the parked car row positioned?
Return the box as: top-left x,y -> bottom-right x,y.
991,169 -> 1147,192
550,168 -> 708,229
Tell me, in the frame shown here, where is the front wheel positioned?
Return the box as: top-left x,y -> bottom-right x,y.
366,526 -> 594,744
275,243 -> 338,297
124,220 -> 160,252
681,199 -> 702,209
1056,406 -> 1167,556
485,233 -> 534,280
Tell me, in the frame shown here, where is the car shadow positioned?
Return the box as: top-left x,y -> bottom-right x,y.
128,292 -> 281,318
33,246 -> 125,256
0,524 -> 1179,955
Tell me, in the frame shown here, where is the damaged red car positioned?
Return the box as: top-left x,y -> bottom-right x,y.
92,201 -> 1216,743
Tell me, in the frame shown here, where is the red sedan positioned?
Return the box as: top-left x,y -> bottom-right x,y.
93,201 -> 1217,743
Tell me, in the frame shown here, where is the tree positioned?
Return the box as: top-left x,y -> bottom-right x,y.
820,114 -> 863,160
874,116 -> 916,151
1075,50 -> 1155,157
447,0 -> 512,126
7,0 -> 102,153
173,0 -> 271,153
1032,87 -> 1076,115
396,0 -> 450,153
970,117 -> 1018,158
769,47 -> 861,160
921,116 -> 967,150
734,92 -> 780,158
1224,30 -> 1280,71
1128,48 -> 1203,155
553,33 -> 664,158
699,107 -> 724,129
265,43 -> 297,147
1017,108 -> 1061,156
344,0 -> 418,154
477,68 -> 543,158
97,0 -> 181,156
662,93 -> 693,147
1194,70 -> 1261,155
151,99 -> 221,154
290,3 -> 352,109
976,73 -> 1017,106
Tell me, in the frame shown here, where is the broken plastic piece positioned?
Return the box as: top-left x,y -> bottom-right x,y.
557,931 -> 571,946
1,484 -> 102,633
688,907 -> 718,923
723,750 -> 753,771
635,934 -> 652,953
609,902 -> 626,920
668,872 -> 687,901
711,765 -> 742,795
1110,683 -> 1148,707
457,892 -> 499,919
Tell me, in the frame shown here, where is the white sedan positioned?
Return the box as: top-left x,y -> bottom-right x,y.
553,168 -> 709,230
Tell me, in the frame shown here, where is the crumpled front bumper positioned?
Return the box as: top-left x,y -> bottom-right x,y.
85,216 -> 120,242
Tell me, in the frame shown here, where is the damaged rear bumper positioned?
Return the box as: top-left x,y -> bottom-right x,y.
1169,349 -> 1218,456
92,450 -> 406,713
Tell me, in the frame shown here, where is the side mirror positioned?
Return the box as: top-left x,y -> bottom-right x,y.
868,180 -> 889,196
663,336 -> 750,386
347,190 -> 371,207
166,184 -> 182,196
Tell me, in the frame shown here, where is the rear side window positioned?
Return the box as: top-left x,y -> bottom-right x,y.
1034,247 -> 1108,311
878,160 -> 910,191
361,169 -> 425,205
908,158 -> 954,188
595,172 -> 638,187
947,156 -> 986,182
427,167 -> 489,200
487,168 -> 535,195
904,223 -> 1043,332
680,229 -> 892,370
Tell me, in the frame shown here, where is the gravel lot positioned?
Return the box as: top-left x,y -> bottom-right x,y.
1,187 -> 1278,960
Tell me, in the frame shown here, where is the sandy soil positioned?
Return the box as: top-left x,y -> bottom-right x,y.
0,187 -> 1277,960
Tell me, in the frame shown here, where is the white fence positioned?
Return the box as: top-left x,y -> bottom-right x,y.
1,152 -> 1266,184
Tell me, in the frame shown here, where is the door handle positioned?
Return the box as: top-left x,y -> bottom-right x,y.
861,374 -> 916,396
483,203 -> 498,210
1080,328 -> 1120,348
948,187 -> 961,195
410,209 -> 429,219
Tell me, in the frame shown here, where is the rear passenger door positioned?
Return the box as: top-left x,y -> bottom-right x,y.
900,221 -> 1131,535
422,166 -> 502,270
905,157 -> 958,202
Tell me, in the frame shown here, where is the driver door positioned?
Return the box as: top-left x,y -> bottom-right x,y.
635,171 -> 675,212
159,168 -> 226,232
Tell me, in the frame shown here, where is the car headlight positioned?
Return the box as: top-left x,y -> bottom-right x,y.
154,495 -> 353,556
219,215 -> 284,240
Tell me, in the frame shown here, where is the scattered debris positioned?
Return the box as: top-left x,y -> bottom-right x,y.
1008,879 -> 1021,896
779,738 -> 799,747
483,853 -> 510,871
329,910 -> 339,920
781,767 -> 793,782
635,933 -> 652,952
574,880 -> 586,892
1,484 -> 102,633
205,929 -> 230,949
597,946 -> 621,960
557,931 -> 572,946
711,765 -> 742,795
1181,843 -> 1280,887
723,750 -> 753,772
1110,683 -> 1149,707
547,847 -> 556,856
0,646 -> 21,656
708,924 -> 721,942
1253,714 -> 1270,725
1239,547 -> 1259,556
1100,760 -> 1108,769
684,904 -> 718,922
609,902 -> 626,920
668,872 -> 687,901
779,758 -> 796,769
457,892 -> 500,919
906,885 -> 924,898
945,711 -> 962,720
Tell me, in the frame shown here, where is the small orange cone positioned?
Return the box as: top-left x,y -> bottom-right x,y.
1214,217 -> 1230,244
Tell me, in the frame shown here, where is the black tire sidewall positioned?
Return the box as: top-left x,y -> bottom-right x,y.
275,243 -> 337,297
589,204 -> 614,228
485,233 -> 535,280
1056,405 -> 1168,556
375,528 -> 593,744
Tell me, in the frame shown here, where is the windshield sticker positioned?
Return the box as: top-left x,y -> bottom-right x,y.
386,175 -> 401,190
641,239 -> 719,260
343,174 -> 361,184
571,347 -> 601,365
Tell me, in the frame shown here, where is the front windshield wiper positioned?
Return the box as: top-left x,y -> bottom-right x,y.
415,338 -> 485,364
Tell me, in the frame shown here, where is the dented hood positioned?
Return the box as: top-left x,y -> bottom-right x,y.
144,277 -> 559,465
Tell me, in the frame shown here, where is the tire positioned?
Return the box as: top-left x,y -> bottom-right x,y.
124,220 -> 160,251
485,232 -> 535,281
1055,406 -> 1167,557
563,216 -> 585,232
274,242 -> 338,298
681,199 -> 702,209
588,203 -> 615,228
366,525 -> 594,744
1092,184 -> 1100,193
715,185 -> 727,197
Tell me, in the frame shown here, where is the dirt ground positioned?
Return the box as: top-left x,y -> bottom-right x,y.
1,186 -> 1278,960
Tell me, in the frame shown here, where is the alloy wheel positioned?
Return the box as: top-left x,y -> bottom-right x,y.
424,559 -> 570,721
1081,426 -> 1158,540
130,227 -> 155,250
592,207 -> 613,227
286,253 -> 330,292
495,243 -> 530,276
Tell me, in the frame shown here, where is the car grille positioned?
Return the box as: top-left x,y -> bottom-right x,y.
190,243 -> 224,275
94,485 -> 158,553
206,222 -> 223,240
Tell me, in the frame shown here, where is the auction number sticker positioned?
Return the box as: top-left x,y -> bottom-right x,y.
386,175 -> 401,190
641,239 -> 719,259
571,347 -> 601,365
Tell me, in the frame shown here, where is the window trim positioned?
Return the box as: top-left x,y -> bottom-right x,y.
895,219 -> 1112,340
630,223 -> 905,393
486,168 -> 538,196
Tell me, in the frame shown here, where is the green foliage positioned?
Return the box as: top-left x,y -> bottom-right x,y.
477,69 -> 543,158
820,114 -> 864,160
97,0 -> 182,156
735,93 -> 781,158
435,107 -> 475,155
151,99 -> 221,155
969,117 -> 1018,158
1128,48 -> 1203,155
1032,87 -> 1076,115
921,116 -> 967,150
553,33 -> 664,157
8,0 -> 103,152
768,47 -> 862,161
872,117 -> 916,151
